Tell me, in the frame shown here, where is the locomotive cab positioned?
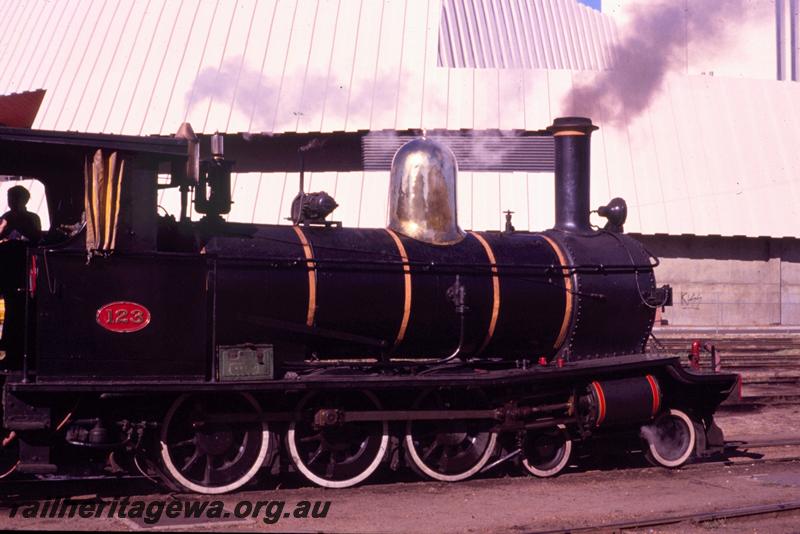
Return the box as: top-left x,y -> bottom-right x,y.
0,127 -> 204,378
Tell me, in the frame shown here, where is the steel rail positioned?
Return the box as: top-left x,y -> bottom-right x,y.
531,500 -> 800,534
2,446 -> 800,499
725,437 -> 800,449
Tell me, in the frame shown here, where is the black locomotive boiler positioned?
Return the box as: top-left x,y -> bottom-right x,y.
0,117 -> 738,493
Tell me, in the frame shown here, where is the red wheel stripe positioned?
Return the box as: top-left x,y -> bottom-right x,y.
646,375 -> 660,416
592,381 -> 606,427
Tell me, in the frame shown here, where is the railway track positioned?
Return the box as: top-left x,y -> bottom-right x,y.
0,475 -> 160,503
4,457 -> 800,534
1,437 -> 798,533
532,500 -> 800,533
648,330 -> 800,406
2,436 -> 799,501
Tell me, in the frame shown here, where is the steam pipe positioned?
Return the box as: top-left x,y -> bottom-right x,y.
438,305 -> 467,364
547,117 -> 598,234
779,0 -> 787,81
438,275 -> 468,364
175,122 -> 198,222
792,0 -> 799,81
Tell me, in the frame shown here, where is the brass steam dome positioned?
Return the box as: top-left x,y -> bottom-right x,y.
387,138 -> 464,245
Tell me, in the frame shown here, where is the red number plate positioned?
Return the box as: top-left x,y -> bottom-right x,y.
96,301 -> 151,333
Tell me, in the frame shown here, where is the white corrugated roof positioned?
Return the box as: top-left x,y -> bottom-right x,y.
0,0 -> 615,134
0,0 -> 798,238
438,0 -> 617,69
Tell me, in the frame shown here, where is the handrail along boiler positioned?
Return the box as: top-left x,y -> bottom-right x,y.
0,117 -> 738,493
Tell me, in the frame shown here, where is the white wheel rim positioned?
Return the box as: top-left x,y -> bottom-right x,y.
159,393 -> 270,494
646,408 -> 696,468
287,390 -> 388,489
521,424 -> 572,477
404,389 -> 498,482
0,460 -> 18,479
405,430 -> 497,482
0,431 -> 18,479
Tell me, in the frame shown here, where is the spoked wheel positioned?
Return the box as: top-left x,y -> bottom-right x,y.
0,430 -> 19,479
642,408 -> 696,468
159,393 -> 270,494
521,424 -> 572,477
405,388 -> 497,482
287,390 -> 388,488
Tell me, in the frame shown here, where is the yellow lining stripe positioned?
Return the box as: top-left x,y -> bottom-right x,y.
541,235 -> 573,350
470,232 -> 500,355
292,226 -> 316,327
84,156 -> 95,248
103,152 -> 116,249
91,150 -> 103,247
109,158 -> 124,250
386,229 -> 412,349
553,130 -> 586,137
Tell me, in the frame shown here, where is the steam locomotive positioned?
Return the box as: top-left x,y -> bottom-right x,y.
0,117 -> 737,494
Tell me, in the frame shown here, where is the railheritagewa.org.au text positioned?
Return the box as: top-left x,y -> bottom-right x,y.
7,497 -> 331,525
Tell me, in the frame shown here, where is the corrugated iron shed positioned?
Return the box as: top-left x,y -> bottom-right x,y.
0,0 -> 797,238
438,0 -> 617,69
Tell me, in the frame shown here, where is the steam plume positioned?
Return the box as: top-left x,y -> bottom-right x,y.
185,56 -> 415,134
568,0 -> 760,125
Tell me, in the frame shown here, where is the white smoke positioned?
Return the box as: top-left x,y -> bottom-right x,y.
641,421 -> 685,461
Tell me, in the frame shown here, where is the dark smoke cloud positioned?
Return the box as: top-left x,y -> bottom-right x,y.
568,0 -> 763,125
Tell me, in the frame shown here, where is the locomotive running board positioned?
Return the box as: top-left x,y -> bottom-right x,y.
6,353 -> 738,396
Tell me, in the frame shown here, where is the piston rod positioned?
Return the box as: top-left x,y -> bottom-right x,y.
194,401 -> 572,427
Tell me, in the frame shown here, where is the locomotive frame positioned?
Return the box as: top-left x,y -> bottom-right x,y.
0,118 -> 738,493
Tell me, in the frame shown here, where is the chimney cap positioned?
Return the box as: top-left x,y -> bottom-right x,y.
547,116 -> 598,135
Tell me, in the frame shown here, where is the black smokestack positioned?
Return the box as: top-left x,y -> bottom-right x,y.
547,117 -> 598,234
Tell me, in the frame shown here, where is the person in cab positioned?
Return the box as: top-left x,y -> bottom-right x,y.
0,185 -> 41,244
0,185 -> 41,366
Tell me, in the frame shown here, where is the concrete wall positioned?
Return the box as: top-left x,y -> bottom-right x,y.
634,234 -> 800,327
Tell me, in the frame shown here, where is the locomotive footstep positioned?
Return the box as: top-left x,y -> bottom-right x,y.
404,389 -> 497,482
287,390 -> 388,488
521,424 -> 572,477
642,409 -> 696,468
159,393 -> 271,494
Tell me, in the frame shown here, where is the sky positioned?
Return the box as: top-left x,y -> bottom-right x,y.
579,0 -> 601,10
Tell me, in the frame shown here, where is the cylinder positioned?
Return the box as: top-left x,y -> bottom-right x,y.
586,375 -> 661,428
547,117 -> 598,234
